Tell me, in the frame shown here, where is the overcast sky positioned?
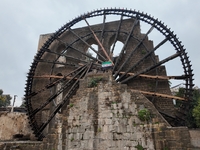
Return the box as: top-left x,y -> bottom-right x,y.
0,0 -> 199,106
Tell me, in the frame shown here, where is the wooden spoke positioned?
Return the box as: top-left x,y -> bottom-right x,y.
69,28 -> 107,61
84,18 -> 113,64
100,13 -> 106,43
114,23 -> 155,78
116,37 -> 170,82
119,72 -> 187,80
112,19 -> 139,73
42,47 -> 88,64
36,66 -> 88,139
121,52 -> 181,83
29,65 -> 87,119
110,14 -> 123,56
55,37 -> 103,63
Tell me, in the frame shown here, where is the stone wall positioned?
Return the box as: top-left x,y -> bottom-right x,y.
0,74 -> 199,149
189,129 -> 200,148
63,74 -> 157,149
0,141 -> 42,150
42,73 -> 195,150
0,112 -> 35,141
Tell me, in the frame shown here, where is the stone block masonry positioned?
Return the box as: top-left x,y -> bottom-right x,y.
64,74 -> 156,149
0,141 -> 42,150
189,129 -> 200,148
43,73 -> 195,150
0,73 -> 199,149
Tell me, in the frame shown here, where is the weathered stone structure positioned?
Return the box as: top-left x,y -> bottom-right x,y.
34,19 -> 175,132
0,75 -> 200,149
40,73 -> 196,150
0,112 -> 43,150
0,112 -> 35,141
4,9 -> 195,150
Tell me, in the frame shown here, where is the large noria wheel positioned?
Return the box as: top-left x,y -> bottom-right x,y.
25,8 -> 194,140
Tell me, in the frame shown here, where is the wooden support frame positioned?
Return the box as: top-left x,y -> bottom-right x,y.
131,89 -> 186,101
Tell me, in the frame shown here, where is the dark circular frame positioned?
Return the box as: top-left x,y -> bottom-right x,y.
24,8 -> 194,140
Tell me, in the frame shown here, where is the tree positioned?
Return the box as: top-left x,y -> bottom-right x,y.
193,93 -> 200,127
0,89 -> 12,107
175,87 -> 200,128
189,88 -> 200,127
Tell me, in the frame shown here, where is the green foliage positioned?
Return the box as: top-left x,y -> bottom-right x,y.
138,109 -> 151,122
135,144 -> 144,150
88,77 -> 102,88
0,89 -> 12,107
193,98 -> 200,127
69,103 -> 74,107
175,87 -> 185,97
98,128 -> 102,132
175,87 -> 200,128
141,50 -> 146,55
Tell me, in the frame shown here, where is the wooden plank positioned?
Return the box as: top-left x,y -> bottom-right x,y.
34,75 -> 63,79
84,18 -> 113,65
33,75 -> 77,80
35,72 -> 183,81
119,72 -> 185,80
139,74 -> 185,80
131,89 -> 186,101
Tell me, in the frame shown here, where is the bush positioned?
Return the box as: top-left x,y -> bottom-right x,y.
138,109 -> 151,122
135,144 -> 144,150
175,87 -> 200,128
88,77 -> 102,88
193,99 -> 200,127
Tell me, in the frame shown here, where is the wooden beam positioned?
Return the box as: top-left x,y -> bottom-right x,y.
119,72 -> 185,80
84,18 -> 114,65
34,72 -> 184,81
131,89 -> 186,101
33,75 -> 77,80
140,74 -> 186,80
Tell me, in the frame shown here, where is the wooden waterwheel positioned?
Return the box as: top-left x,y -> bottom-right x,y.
24,8 -> 194,140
